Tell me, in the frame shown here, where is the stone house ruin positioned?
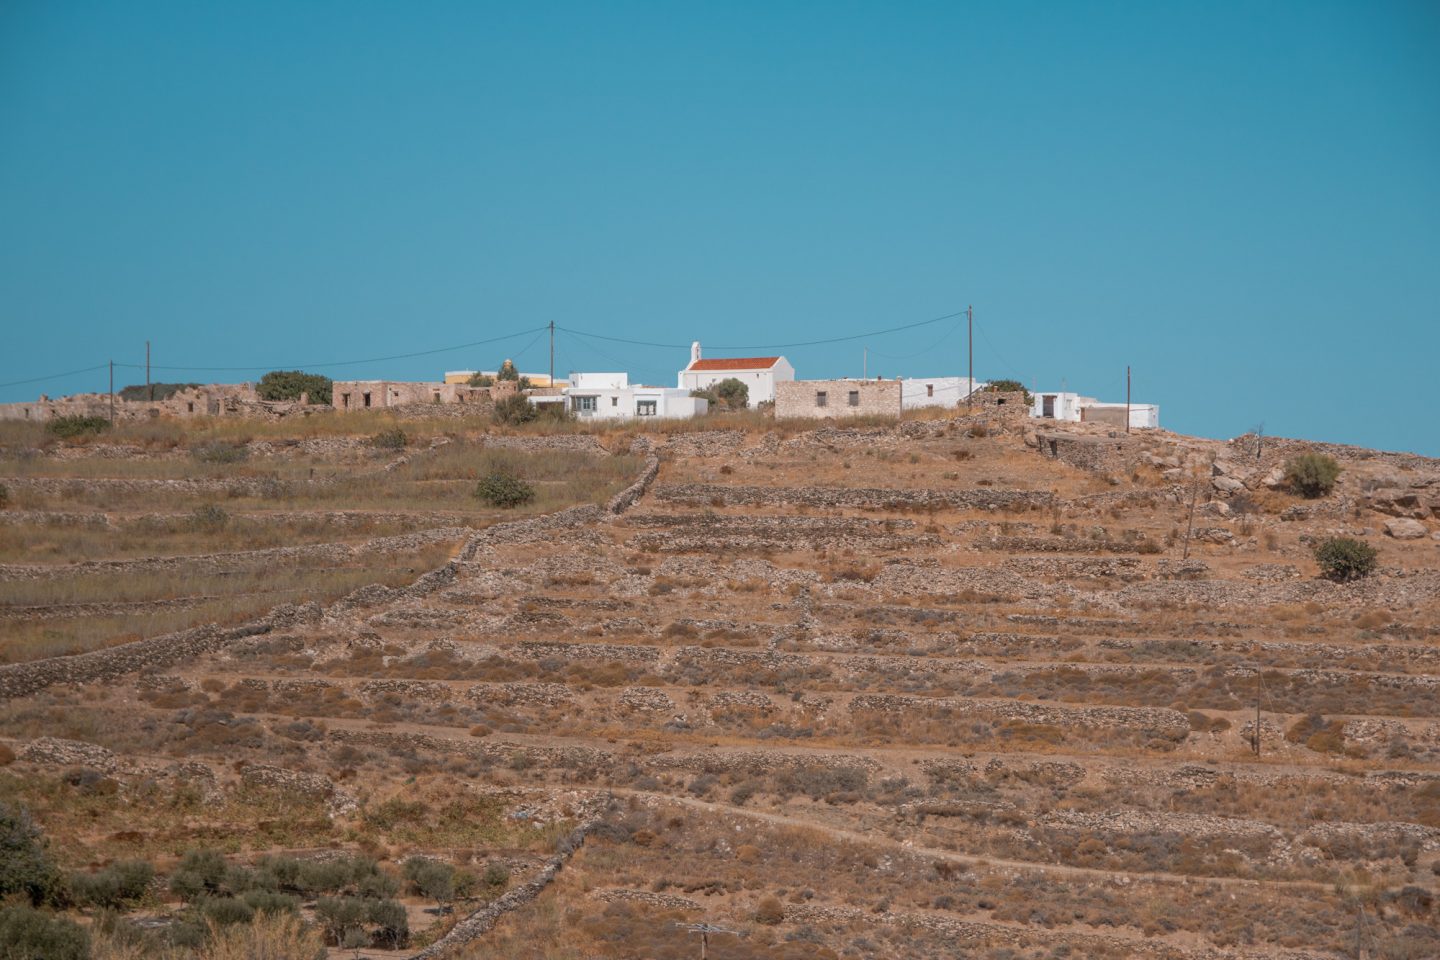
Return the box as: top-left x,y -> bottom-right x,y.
775,378 -> 902,420
331,380 -> 491,411
0,383 -> 261,421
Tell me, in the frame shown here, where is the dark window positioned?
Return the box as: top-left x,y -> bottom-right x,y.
926,384 -> 934,397
848,391 -> 860,407
637,400 -> 657,416
815,391 -> 828,407
363,392 -> 371,408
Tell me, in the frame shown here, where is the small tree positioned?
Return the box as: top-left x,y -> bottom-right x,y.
1284,453 -> 1342,498
713,378 -> 749,409
467,372 -> 495,387
475,471 -> 535,508
257,370 -> 333,406
0,803 -> 65,907
492,393 -> 537,425
1313,536 -> 1378,582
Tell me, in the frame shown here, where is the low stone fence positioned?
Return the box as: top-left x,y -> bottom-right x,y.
654,483 -> 1052,512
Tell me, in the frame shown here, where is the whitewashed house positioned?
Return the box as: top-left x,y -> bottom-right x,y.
1032,391 -> 1159,429
546,372 -> 707,421
677,341 -> 794,406
901,376 -> 986,410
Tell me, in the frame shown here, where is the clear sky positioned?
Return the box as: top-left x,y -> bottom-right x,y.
2,1 -> 1437,453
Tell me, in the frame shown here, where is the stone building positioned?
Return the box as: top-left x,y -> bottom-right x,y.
0,383 -> 260,421
901,376 -> 985,410
331,381 -> 490,411
775,379 -> 902,420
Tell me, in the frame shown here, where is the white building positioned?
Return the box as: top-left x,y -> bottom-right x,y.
548,372 -> 708,421
1032,391 -> 1160,430
901,376 -> 986,410
677,341 -> 794,406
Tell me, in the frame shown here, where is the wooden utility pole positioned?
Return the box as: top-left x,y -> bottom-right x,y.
1182,468 -> 1201,560
1254,668 -> 1262,756
146,340 -> 152,402
966,304 -> 973,413
1125,365 -> 1131,434
548,320 -> 554,388
108,360 -> 115,424
682,923 -> 739,960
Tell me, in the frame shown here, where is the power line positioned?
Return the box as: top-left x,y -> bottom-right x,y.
0,364 -> 109,390
113,326 -> 549,373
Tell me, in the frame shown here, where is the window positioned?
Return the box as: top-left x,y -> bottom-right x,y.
573,395 -> 597,413
611,396 -> 618,407
637,400 -> 657,416
341,393 -> 351,409
815,391 -> 828,407
848,391 -> 860,407
363,392 -> 371,408
187,402 -> 195,413
433,391 -> 441,404
926,384 -> 934,397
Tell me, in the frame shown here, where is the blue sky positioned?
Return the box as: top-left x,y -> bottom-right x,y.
2,1 -> 1437,453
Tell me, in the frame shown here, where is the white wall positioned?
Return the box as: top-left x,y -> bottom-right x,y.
571,372 -> 629,390
677,358 -> 795,405
561,384 -> 704,420
901,377 -> 985,410
1031,391 -> 1160,428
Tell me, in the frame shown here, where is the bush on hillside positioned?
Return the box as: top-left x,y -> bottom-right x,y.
257,370 -> 332,406
492,393 -> 537,425
70,860 -> 154,910
46,415 -> 110,439
0,803 -> 66,907
1284,453 -> 1342,498
370,427 -> 407,451
475,471 -> 534,508
0,906 -> 89,960
1313,536 -> 1378,582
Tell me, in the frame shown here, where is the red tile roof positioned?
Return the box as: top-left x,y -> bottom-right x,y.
687,357 -> 782,372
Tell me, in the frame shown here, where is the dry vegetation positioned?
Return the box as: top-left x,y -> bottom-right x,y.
1,410 -> 1437,958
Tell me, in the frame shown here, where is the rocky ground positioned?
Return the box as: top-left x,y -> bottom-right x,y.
1,414 -> 1437,958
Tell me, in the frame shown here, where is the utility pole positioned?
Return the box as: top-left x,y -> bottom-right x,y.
548,321 -> 554,388
146,340 -> 152,402
966,304 -> 973,413
1125,365 -> 1131,434
1182,467 -> 1202,560
108,360 -> 115,424
681,924 -> 739,960
1254,669 -> 1262,757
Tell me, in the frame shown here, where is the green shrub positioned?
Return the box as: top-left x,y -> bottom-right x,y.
169,849 -> 230,901
118,382 -> 198,402
714,377 -> 750,409
1313,536 -> 1378,582
1284,453 -> 1342,498
492,393 -> 537,425
241,889 -> 300,915
199,895 -> 254,926
71,860 -> 153,910
0,803 -> 66,907
189,504 -> 230,531
0,483 -> 8,510
257,370 -> 333,405
402,857 -> 455,905
0,906 -> 88,960
192,440 -> 249,464
482,862 -> 510,889
467,372 -> 494,387
370,427 -> 407,451
46,415 -> 110,439
475,471 -> 534,508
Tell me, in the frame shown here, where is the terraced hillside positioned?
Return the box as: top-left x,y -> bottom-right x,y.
1,417 -> 1438,958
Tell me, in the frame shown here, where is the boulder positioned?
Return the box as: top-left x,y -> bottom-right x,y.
1384,518 -> 1428,540
1212,476 -> 1245,495
1260,466 -> 1286,489
1368,488 -> 1431,519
